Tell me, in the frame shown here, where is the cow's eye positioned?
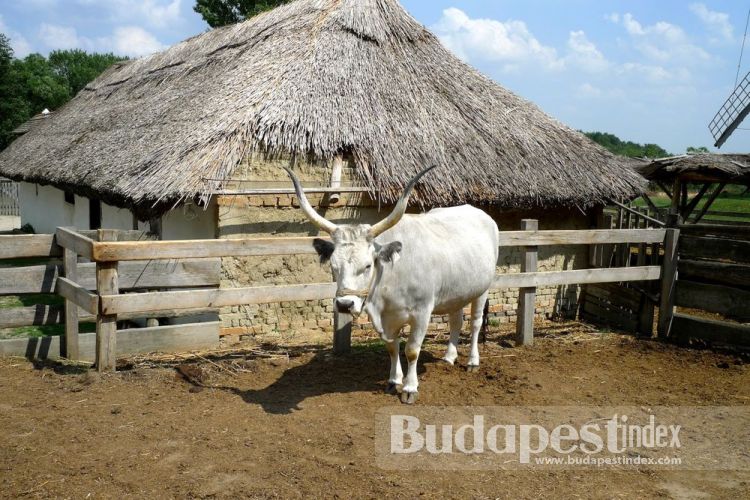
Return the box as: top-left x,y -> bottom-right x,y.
365,264 -> 372,272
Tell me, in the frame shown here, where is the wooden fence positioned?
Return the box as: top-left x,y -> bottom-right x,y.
660,223 -> 750,348
0,222 -> 671,371
0,179 -> 19,217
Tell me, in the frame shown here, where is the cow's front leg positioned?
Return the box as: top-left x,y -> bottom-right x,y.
401,313 -> 430,405
382,333 -> 403,395
443,310 -> 464,365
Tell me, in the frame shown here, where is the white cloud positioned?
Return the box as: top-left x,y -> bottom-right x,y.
615,13 -> 710,65
111,26 -> 165,57
432,7 -> 563,71
604,13 -> 620,24
37,22 -> 165,57
38,23 -> 87,50
577,83 -> 602,98
690,3 -> 734,43
0,14 -> 33,57
566,31 -> 609,73
78,0 -> 183,29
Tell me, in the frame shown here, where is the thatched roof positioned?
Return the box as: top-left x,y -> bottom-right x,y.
11,110 -> 53,136
0,0 -> 644,219
638,153 -> 750,185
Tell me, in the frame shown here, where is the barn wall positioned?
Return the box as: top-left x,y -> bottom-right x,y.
218,157 -> 593,340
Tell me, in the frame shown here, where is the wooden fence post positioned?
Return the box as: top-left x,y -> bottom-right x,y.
657,227 -> 680,339
333,308 -> 352,355
62,227 -> 79,360
516,219 -> 538,346
96,229 -> 119,371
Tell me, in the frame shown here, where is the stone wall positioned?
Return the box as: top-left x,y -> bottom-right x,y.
218,155 -> 596,341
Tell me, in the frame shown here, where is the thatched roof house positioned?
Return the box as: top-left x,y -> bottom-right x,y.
638,153 -> 750,185
0,0 -> 644,219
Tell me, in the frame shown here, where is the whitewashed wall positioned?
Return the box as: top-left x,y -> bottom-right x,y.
18,182 -> 217,239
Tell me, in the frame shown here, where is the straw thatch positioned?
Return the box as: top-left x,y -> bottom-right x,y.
0,0 -> 644,219
638,154 -> 750,184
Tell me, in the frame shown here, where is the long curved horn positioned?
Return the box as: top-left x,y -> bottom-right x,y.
369,165 -> 437,238
284,167 -> 339,234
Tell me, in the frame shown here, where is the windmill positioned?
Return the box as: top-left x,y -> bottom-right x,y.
710,8 -> 750,148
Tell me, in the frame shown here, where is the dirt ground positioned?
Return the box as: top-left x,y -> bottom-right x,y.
0,324 -> 748,499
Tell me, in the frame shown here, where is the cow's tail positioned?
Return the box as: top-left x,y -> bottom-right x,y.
480,298 -> 490,344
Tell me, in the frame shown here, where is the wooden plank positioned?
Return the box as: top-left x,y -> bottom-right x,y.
0,322 -> 219,362
100,283 -> 338,315
682,183 -> 711,220
0,234 -> 60,259
585,283 -> 641,310
680,236 -> 750,264
95,230 -> 118,372
90,230 -> 668,262
493,266 -> 662,289
692,183 -> 727,224
0,304 -> 219,329
63,242 -> 79,360
582,300 -> 638,332
92,237 -> 327,261
0,258 -> 221,295
55,277 -> 99,314
55,227 -> 94,260
497,229 -> 666,247
78,230 -> 154,242
671,313 -> 750,347
679,260 -> 750,288
516,219 -> 537,346
676,280 -> 750,319
333,310 -> 352,355
658,228 -> 680,339
678,224 -> 750,239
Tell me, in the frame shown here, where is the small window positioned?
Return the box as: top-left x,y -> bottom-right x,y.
64,191 -> 75,205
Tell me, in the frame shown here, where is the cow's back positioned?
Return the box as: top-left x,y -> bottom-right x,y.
376,205 -> 499,315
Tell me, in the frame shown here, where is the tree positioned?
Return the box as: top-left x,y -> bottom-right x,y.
0,34 -> 29,149
583,131 -> 670,158
687,146 -> 710,154
194,0 -> 291,27
48,49 -> 125,96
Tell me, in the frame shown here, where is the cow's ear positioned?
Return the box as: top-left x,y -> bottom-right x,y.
313,238 -> 335,264
378,241 -> 403,264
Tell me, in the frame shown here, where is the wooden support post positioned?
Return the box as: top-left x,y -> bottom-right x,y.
95,230 -> 119,372
516,219 -> 538,346
62,228 -> 79,360
657,228 -> 680,339
671,179 -> 682,215
333,308 -> 352,355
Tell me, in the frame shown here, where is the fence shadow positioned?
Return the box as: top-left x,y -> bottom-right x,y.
222,347 -> 440,414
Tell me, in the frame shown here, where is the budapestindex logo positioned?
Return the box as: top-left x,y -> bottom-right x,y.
373,406 -> 750,471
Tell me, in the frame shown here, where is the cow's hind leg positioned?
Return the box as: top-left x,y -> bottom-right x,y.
467,291 -> 489,373
401,312 -> 430,405
443,310 -> 464,366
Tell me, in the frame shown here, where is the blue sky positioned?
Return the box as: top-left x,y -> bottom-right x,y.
1,0 -> 749,154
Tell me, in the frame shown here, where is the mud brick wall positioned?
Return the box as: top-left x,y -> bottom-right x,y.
218,155 -> 595,341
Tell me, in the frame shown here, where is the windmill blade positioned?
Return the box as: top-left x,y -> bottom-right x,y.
710,71 -> 750,149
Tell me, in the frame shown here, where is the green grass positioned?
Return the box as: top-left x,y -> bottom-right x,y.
633,191 -> 750,222
0,294 -> 95,339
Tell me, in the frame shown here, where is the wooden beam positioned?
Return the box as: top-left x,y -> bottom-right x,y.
515,219 -> 538,346
0,322 -> 220,362
692,183 -> 727,224
676,280 -> 750,319
95,230 -> 118,372
0,234 -> 60,259
671,178 -> 682,214
656,181 -> 673,199
496,229 -> 666,247
55,277 -> 99,314
0,258 -> 221,295
657,228 -> 680,339
672,313 -> 750,347
640,194 -> 661,214
681,183 -> 711,220
100,283 -> 338,315
679,260 -> 750,288
62,241 -> 79,360
608,200 -> 666,227
680,236 -> 750,264
678,224 -> 750,239
492,266 -> 662,289
55,227 -> 94,260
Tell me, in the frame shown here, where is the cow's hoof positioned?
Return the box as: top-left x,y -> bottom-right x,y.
385,383 -> 402,395
466,365 -> 480,373
400,391 -> 419,405
442,357 -> 457,366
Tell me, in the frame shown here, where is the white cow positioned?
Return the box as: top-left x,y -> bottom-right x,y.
285,166 -> 499,404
